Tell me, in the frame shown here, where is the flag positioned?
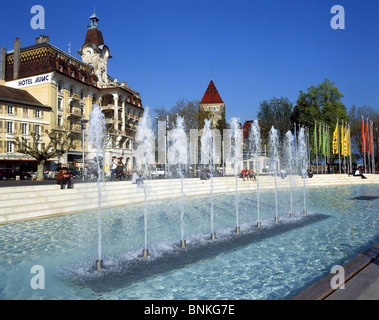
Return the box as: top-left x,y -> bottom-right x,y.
314,122 -> 317,155
319,122 -> 322,152
365,120 -> 369,154
322,124 -> 327,156
369,121 -> 374,154
347,125 -> 351,155
361,118 -> 365,153
341,121 -> 344,156
343,123 -> 348,156
368,121 -> 372,155
333,122 -> 339,154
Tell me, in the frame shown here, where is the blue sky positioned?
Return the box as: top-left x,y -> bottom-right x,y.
1,0 -> 379,122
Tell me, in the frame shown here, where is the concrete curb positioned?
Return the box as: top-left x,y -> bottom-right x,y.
291,241 -> 379,300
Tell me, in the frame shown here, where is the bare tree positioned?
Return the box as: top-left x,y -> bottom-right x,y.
12,129 -> 76,181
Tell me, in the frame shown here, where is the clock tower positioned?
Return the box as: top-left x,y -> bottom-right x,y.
78,12 -> 111,85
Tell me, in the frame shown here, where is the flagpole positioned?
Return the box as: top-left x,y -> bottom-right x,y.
364,117 -> 367,174
372,120 -> 375,175
322,123 -> 326,174
343,122 -> 346,173
363,118 -> 367,173
315,121 -> 318,174
349,123 -> 352,174
307,126 -> 310,169
338,119 -> 341,174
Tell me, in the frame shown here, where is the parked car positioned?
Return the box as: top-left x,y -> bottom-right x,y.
0,169 -> 31,180
151,168 -> 165,177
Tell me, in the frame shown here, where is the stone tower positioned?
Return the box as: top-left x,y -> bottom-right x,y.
78,12 -> 111,86
199,80 -> 225,128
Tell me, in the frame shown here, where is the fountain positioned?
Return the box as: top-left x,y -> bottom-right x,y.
298,127 -> 308,214
284,130 -> 295,217
135,106 -> 155,257
249,120 -> 262,228
269,126 -> 280,223
167,116 -> 188,247
229,117 -> 243,234
87,104 -> 106,270
200,119 -> 216,239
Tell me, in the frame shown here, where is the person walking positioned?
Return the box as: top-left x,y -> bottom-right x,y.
111,156 -> 117,181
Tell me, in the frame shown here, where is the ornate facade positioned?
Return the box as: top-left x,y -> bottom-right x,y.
0,13 -> 143,171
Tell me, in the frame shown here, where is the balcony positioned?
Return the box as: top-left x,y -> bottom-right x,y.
104,118 -> 114,125
101,105 -> 115,112
66,107 -> 83,119
69,93 -> 81,101
69,124 -> 81,133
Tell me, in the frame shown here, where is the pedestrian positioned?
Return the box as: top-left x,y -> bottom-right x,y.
56,167 -> 73,189
115,157 -> 124,180
111,156 -> 117,181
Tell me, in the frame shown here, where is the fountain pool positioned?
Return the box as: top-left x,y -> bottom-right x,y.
0,183 -> 378,300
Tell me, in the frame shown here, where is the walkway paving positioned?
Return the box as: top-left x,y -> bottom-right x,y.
292,241 -> 379,300
325,257 -> 379,300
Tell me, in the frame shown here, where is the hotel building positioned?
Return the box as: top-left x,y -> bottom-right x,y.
0,12 -> 144,172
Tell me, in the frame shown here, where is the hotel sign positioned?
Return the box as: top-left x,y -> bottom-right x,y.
6,72 -> 54,89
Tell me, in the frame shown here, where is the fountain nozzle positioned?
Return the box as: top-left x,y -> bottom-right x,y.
211,233 -> 216,240
235,227 -> 240,234
257,221 -> 262,228
274,217 -> 279,223
142,249 -> 149,258
180,240 -> 186,248
303,210 -> 307,215
290,213 -> 294,218
95,260 -> 103,271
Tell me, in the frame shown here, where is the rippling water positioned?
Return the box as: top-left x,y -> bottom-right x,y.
0,183 -> 378,300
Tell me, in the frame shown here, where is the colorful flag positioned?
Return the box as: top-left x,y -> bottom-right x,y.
314,122 -> 317,155
366,120 -> 369,154
322,124 -> 327,156
343,123 -> 348,156
361,118 -> 365,153
341,121 -> 344,156
333,122 -> 339,154
347,125 -> 351,155
368,122 -> 373,154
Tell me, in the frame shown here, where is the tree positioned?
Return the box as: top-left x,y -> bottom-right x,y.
291,79 -> 347,129
12,129 -> 75,181
257,96 -> 293,144
291,79 -> 348,162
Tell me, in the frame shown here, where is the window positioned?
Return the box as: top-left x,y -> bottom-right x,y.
22,123 -> 28,135
58,98 -> 62,111
7,105 -> 14,115
35,110 -> 41,118
35,125 -> 40,136
7,122 -> 13,134
57,115 -> 62,127
7,141 -> 13,153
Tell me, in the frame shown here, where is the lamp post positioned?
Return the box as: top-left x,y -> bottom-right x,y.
80,119 -> 89,181
155,115 -> 173,178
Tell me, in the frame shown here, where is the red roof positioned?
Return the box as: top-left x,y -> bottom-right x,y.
84,28 -> 104,48
200,80 -> 224,104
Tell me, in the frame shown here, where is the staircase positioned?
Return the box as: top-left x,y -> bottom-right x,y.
1,174 -> 378,225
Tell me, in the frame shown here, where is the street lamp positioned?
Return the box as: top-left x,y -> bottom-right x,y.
155,115 -> 173,178
80,119 -> 89,181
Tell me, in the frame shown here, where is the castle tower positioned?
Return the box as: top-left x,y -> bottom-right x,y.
77,12 -> 111,85
199,80 -> 225,128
